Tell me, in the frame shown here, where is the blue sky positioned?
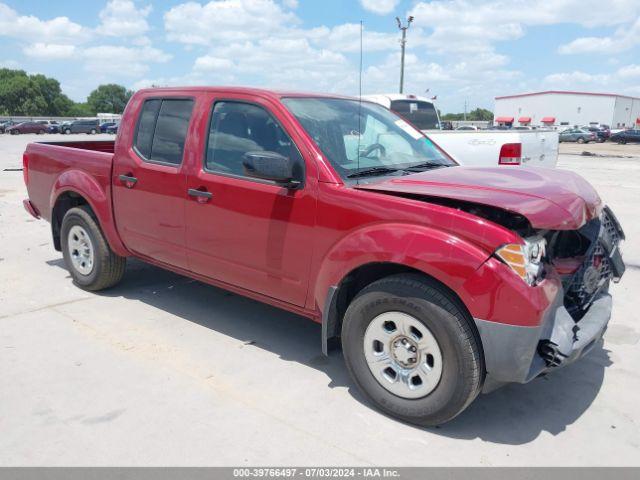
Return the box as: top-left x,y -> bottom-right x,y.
1,0 -> 639,112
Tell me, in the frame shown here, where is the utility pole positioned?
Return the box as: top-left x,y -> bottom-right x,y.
464,99 -> 468,121
396,15 -> 414,94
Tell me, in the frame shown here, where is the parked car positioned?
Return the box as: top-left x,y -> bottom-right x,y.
0,120 -> 17,133
610,129 -> 640,144
365,94 -> 559,167
61,119 -> 100,135
7,121 -> 47,135
105,122 -> 119,134
22,86 -> 625,426
456,125 -> 478,131
100,122 -> 117,133
583,126 -> 610,143
36,120 -> 60,134
559,128 -> 596,143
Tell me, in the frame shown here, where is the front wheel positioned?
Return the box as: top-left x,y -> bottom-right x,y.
341,274 -> 484,426
61,206 -> 126,291
577,137 -> 585,144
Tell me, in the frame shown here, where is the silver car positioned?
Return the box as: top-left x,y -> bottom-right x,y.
559,128 -> 596,143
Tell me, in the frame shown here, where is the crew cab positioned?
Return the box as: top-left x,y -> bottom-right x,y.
364,94 -> 559,167
23,87 -> 624,426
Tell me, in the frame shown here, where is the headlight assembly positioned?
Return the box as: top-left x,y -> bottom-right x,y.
495,236 -> 546,286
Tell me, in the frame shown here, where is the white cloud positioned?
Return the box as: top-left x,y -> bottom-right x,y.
165,0 -> 299,44
359,0 -> 400,15
558,17 -> 640,54
282,0 -> 298,8
23,43 -> 76,60
194,56 -> 235,71
82,45 -> 171,77
410,0 -> 640,58
543,71 -> 610,87
97,0 -> 152,37
618,64 -> 640,79
0,2 -> 90,44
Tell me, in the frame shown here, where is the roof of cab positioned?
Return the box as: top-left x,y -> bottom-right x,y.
134,86 -> 355,101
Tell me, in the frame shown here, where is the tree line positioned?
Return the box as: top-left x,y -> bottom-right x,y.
440,108 -> 494,121
0,68 -> 133,117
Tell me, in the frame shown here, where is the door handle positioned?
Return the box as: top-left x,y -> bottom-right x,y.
119,174 -> 137,188
188,188 -> 213,203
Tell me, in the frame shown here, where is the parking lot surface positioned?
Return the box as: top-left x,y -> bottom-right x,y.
1,134 -> 639,466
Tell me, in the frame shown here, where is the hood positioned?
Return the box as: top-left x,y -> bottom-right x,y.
355,166 -> 602,230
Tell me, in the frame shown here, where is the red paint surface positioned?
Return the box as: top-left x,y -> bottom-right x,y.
23,87 -> 605,328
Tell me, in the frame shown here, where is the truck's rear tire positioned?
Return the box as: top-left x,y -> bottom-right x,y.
60,206 -> 126,291
341,273 -> 484,426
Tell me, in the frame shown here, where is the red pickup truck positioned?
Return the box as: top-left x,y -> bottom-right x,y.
23,87 -> 625,425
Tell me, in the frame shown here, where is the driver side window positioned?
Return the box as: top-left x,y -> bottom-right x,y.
205,101 -> 302,178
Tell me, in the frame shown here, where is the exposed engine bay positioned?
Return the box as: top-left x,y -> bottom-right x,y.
395,194 -> 626,321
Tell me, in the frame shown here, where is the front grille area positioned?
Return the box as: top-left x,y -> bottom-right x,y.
564,208 -> 622,319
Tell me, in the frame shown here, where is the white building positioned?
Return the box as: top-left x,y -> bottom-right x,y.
494,91 -> 640,128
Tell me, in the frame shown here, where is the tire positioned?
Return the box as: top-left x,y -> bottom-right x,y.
577,137 -> 585,144
341,273 -> 484,426
60,206 -> 126,291
64,129 -> 71,135
90,129 -> 96,134
12,130 -> 19,135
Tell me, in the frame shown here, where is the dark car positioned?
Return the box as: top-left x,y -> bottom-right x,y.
61,119 -> 100,135
99,122 -> 117,133
0,120 -> 17,133
7,122 -> 47,135
559,128 -> 596,143
610,129 -> 640,144
105,122 -> 119,134
36,120 -> 60,134
584,126 -> 610,143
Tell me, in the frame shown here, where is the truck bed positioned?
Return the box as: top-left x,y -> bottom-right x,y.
427,129 -> 559,168
24,140 -> 115,223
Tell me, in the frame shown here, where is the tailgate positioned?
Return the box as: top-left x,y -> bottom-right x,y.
521,130 -> 559,167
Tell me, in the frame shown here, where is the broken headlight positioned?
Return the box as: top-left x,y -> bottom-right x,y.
495,236 -> 546,286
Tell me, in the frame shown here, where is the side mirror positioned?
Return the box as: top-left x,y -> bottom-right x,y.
242,151 -> 300,188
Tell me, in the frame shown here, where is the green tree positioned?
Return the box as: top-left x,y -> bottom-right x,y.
66,102 -> 94,117
0,68 -> 81,116
87,84 -> 133,114
468,108 -> 493,121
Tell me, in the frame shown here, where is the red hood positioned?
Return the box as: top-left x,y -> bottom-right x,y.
356,166 -> 602,230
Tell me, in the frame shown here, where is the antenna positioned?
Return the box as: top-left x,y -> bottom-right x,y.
356,20 -> 363,185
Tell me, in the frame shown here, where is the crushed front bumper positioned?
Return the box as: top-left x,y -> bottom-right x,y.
475,288 -> 612,393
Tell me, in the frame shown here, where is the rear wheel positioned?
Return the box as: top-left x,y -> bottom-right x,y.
61,206 -> 126,291
341,273 -> 484,426
89,128 -> 96,134
577,137 -> 585,144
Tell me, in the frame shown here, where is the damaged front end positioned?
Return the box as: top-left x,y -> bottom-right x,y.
471,205 -> 625,392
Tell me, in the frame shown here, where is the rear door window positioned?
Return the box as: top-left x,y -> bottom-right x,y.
134,98 -> 194,166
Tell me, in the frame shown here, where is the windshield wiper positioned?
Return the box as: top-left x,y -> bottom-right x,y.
346,166 -> 401,178
402,161 -> 451,172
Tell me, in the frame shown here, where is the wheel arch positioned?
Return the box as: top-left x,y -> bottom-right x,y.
320,260 -> 484,361
50,171 -> 128,256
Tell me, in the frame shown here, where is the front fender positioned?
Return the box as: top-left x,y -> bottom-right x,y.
312,222 -> 491,313
50,169 -> 128,256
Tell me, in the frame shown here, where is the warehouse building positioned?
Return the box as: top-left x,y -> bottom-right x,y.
493,90 -> 640,128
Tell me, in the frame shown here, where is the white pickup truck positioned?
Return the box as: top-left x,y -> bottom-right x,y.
364,94 -> 559,168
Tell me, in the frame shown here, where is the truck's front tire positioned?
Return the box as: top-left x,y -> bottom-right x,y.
341,274 -> 484,426
60,206 -> 126,291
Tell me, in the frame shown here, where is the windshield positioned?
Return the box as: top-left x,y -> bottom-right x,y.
390,100 -> 441,130
282,97 -> 453,180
